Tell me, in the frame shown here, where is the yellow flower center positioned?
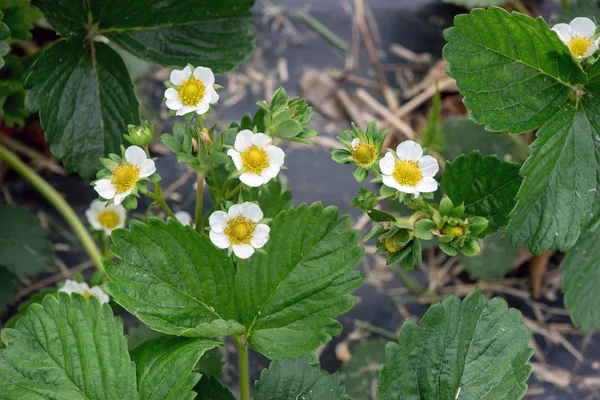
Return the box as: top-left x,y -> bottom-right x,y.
241,145 -> 269,174
179,78 -> 206,106
393,160 -> 422,187
111,163 -> 140,193
568,35 -> 593,58
225,217 -> 256,245
441,224 -> 466,238
353,144 -> 376,165
82,291 -> 91,300
97,210 -> 120,230
384,236 -> 405,253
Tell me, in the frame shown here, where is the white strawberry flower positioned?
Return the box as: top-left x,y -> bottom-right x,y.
552,17 -> 599,59
164,65 -> 219,116
94,146 -> 156,205
227,130 -> 285,187
379,140 -> 439,198
85,199 -> 126,235
209,202 -> 270,259
59,279 -> 110,304
172,211 -> 194,227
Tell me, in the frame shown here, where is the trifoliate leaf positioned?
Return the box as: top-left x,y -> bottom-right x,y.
241,178 -> 292,219
443,0 -> 507,7
236,203 -> 364,360
1,0 -> 43,43
196,376 -> 235,400
441,152 -> 521,236
561,231 -> 600,332
0,205 -> 53,277
254,358 -> 347,400
462,233 -> 518,279
131,336 -> 220,400
0,267 -> 18,315
104,219 -> 245,338
504,100 -> 600,254
32,0 -> 88,37
444,7 -> 587,134
25,40 -> 140,178
441,117 -> 528,163
0,293 -> 138,399
378,288 -> 533,400
341,339 -> 387,400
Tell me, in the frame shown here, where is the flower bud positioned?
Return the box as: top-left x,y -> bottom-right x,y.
124,120 -> 154,146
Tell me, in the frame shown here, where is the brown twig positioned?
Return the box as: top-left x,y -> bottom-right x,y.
529,250 -> 554,299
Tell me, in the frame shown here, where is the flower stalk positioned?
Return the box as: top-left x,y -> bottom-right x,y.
233,335 -> 251,400
195,172 -> 204,233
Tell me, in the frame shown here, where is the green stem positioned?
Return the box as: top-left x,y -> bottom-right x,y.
294,10 -> 349,53
146,191 -> 176,219
353,319 -> 398,341
0,143 -> 104,272
561,0 -> 569,8
102,236 -> 110,258
233,335 -> 251,400
195,172 -> 204,233
225,182 -> 242,199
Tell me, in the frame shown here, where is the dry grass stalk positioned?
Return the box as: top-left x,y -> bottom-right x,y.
356,88 -> 415,138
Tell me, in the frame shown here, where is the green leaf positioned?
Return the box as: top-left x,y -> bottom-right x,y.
441,152 -> 521,236
0,293 -> 138,399
25,40 -> 139,178
561,230 -> 600,332
127,323 -> 164,350
236,203 -> 364,360
131,336 -> 220,400
341,339 -> 387,400
0,11 -> 9,70
556,0 -> 600,24
197,347 -> 225,377
443,7 -> 587,134
100,0 -> 256,74
32,0 -> 88,37
462,233 -> 518,279
441,117 -> 528,163
0,267 -> 18,315
1,0 -> 43,43
254,358 -> 346,400
505,100 -> 600,253
378,288 -> 533,400
0,205 -> 53,277
241,179 -> 292,219
104,219 -> 244,338
443,0 -> 507,7
0,55 -> 28,127
196,376 -> 235,400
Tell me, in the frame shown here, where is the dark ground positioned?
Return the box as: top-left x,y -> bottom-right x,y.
2,1 -> 599,399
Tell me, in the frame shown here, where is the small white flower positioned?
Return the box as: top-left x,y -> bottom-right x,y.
94,146 -> 156,205
552,17 -> 599,59
164,66 -> 219,116
351,138 -> 361,150
59,279 -> 110,304
379,140 -> 439,198
227,130 -> 285,187
209,202 -> 270,259
172,211 -> 194,227
85,199 -> 126,235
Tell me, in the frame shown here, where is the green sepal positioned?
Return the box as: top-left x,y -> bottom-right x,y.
122,195 -> 137,210
367,209 -> 396,222
415,219 -> 436,240
466,216 -> 489,236
460,239 -> 481,257
351,188 -> 378,212
352,166 -> 369,183
439,242 -> 458,256
380,184 -> 396,197
364,225 -> 386,242
439,195 -> 454,217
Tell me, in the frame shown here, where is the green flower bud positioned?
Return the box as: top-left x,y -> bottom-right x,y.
439,195 -> 454,217
124,120 -> 155,146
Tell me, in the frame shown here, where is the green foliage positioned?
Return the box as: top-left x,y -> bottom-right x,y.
340,339 -> 387,400
127,323 -> 164,350
0,267 -> 18,315
241,178 -> 293,219
254,358 -> 347,400
441,152 -> 521,236
557,0 -> 600,23
444,7 -> 587,134
104,219 -> 244,338
196,376 -> 235,400
0,205 -> 53,278
443,0 -> 507,7
0,293 -> 138,399
0,55 -> 28,127
131,336 -> 220,400
421,88 -> 444,152
236,203 -> 364,360
0,0 -> 42,43
462,232 -> 518,279
561,231 -> 600,332
378,288 -> 533,400
0,11 -> 9,69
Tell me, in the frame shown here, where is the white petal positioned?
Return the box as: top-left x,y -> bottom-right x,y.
585,42 -> 599,58
164,87 -> 179,100
95,179 -> 117,199
232,244 -> 254,259
267,146 -> 285,166
228,204 -> 244,218
396,140 -> 423,162
176,105 -> 197,116
170,66 -> 191,86
418,155 -> 439,177
260,165 -> 280,180
207,86 -> 219,104
113,189 -> 132,206
379,153 -> 395,175
242,202 -> 263,222
210,230 -> 230,249
234,130 -> 254,152
89,199 -> 107,212
397,184 -> 417,194
125,146 -> 147,167
227,149 -> 243,170
252,133 -> 271,147
88,286 -> 110,304
175,211 -> 193,226
382,175 -> 402,192
570,17 -> 596,39
251,224 -> 270,248
166,96 -> 183,110
59,279 -> 89,295
195,101 -> 210,115
86,209 -> 102,231
193,66 -> 215,86
415,177 -> 438,193
209,211 -> 229,233
239,172 -> 263,187
139,159 -> 156,178
115,206 -> 127,229
552,23 -> 572,44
